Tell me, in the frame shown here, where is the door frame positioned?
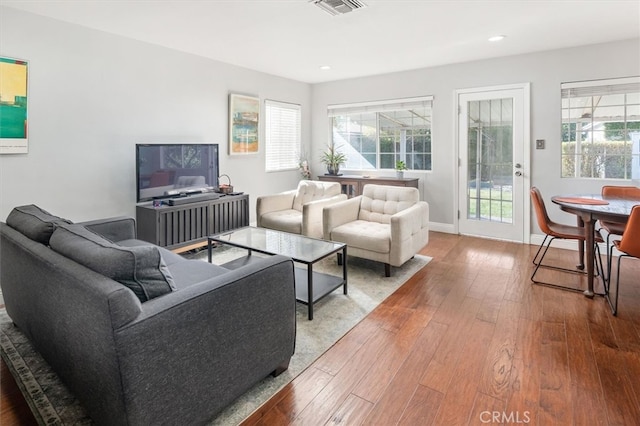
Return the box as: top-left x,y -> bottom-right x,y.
453,83 -> 531,243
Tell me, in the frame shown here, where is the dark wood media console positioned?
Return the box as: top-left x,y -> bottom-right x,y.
136,194 -> 249,252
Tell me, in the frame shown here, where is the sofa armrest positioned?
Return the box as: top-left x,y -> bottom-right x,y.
323,196 -> 362,239
302,194 -> 348,238
79,216 -> 136,242
112,255 -> 296,424
256,191 -> 296,226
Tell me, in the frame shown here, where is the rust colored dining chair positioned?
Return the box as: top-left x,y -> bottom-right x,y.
599,185 -> 640,279
608,205 -> 640,315
530,187 -> 604,291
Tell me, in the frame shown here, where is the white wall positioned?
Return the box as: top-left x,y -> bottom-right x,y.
2,6 -> 639,236
310,38 -> 640,233
0,7 -> 311,222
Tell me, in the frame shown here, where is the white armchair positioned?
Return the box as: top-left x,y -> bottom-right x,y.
323,184 -> 429,277
257,180 -> 347,239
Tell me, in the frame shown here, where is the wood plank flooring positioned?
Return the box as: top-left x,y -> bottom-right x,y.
2,232 -> 639,425
1,357 -> 37,426
243,232 -> 640,425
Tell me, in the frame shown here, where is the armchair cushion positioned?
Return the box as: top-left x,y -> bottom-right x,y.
260,209 -> 302,235
258,180 -> 346,238
256,191 -> 296,229
331,220 -> 390,253
292,180 -> 342,211
359,184 -> 420,224
323,184 -> 429,275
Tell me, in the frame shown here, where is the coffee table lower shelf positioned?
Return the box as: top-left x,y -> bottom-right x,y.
220,255 -> 347,320
294,267 -> 347,311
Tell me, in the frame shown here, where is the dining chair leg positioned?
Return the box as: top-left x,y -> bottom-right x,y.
531,235 -> 554,283
594,243 -> 605,280
607,251 -> 631,316
532,235 -> 552,268
605,232 -> 613,287
532,236 -> 591,276
531,235 -> 604,294
613,254 -> 625,316
603,231 -> 621,289
605,241 -> 615,294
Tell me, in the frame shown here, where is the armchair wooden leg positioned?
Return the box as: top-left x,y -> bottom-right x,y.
385,263 -> 391,277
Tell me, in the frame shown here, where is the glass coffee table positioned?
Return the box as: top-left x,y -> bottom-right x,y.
207,227 -> 347,320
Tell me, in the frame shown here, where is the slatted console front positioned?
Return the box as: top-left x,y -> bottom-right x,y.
136,194 -> 249,252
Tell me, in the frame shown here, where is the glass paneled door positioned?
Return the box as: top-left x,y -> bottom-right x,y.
457,85 -> 529,242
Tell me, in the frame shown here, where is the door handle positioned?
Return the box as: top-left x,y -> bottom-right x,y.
515,171 -> 523,177
515,163 -> 522,169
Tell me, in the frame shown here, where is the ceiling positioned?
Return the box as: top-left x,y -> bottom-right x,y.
3,0 -> 640,84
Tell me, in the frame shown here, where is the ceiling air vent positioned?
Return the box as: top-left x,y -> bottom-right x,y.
312,0 -> 366,16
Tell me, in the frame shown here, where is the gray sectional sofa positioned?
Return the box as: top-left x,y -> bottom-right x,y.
0,205 -> 296,425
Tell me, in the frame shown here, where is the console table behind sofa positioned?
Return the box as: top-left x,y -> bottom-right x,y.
317,175 -> 419,198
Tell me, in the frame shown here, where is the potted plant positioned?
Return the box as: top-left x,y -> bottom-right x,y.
321,143 -> 347,175
395,160 -> 407,178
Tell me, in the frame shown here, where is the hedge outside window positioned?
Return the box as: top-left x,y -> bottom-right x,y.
328,96 -> 433,171
265,100 -> 301,172
561,77 -> 640,179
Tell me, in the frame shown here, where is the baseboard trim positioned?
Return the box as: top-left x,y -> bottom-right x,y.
429,228 -> 619,257
429,222 -> 455,234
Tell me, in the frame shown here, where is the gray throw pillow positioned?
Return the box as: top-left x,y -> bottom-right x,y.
49,223 -> 176,302
6,204 -> 72,245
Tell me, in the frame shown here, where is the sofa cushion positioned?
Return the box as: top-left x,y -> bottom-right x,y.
49,224 -> 176,302
163,261 -> 230,290
6,204 -> 72,245
117,238 -> 230,289
117,238 -> 185,266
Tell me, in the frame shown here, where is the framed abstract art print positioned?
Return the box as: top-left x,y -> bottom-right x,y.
228,93 -> 259,155
0,56 -> 29,154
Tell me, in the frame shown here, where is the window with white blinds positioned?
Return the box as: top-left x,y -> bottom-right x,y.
265,100 -> 301,172
328,96 -> 433,171
561,76 -> 640,179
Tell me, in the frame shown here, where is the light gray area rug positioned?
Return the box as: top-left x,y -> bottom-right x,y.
0,248 -> 431,425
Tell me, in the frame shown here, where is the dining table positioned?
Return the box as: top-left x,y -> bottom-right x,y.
551,194 -> 639,298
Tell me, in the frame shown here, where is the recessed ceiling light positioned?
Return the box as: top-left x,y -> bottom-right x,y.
319,65 -> 331,70
488,35 -> 506,42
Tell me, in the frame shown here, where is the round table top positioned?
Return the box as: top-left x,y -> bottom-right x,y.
552,194 -> 639,219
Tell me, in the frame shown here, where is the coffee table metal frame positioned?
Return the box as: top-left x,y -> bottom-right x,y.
207,226 -> 347,320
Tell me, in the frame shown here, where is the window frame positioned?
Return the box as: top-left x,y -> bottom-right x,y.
327,96 -> 433,172
264,99 -> 302,173
560,76 -> 640,180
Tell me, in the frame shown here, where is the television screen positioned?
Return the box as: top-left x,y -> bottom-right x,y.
136,143 -> 219,202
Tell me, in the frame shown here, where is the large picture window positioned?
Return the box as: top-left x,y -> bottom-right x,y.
328,96 -> 433,171
265,100 -> 301,172
561,77 -> 640,179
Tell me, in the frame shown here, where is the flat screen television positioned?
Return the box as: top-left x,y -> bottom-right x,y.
136,143 -> 219,202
